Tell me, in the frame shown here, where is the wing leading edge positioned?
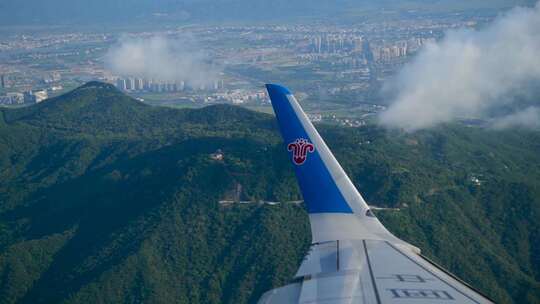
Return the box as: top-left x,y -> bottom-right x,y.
259,84 -> 494,304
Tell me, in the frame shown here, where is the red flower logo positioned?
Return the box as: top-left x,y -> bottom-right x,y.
287,138 -> 315,165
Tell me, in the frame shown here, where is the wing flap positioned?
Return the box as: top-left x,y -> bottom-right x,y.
365,240 -> 492,303
260,240 -> 493,304
296,241 -> 339,278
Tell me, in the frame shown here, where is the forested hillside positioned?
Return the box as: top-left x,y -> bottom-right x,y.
0,82 -> 539,303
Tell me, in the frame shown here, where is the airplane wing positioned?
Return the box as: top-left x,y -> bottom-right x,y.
259,84 -> 494,304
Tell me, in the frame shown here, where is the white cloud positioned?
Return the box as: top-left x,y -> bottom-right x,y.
105,35 -> 218,87
379,2 -> 540,131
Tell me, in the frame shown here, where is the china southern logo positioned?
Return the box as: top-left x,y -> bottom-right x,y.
287,138 -> 315,165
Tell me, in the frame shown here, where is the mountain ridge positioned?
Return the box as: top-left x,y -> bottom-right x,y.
1,82 -> 268,138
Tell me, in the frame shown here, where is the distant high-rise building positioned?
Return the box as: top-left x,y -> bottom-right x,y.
116,78 -> 127,91
135,78 -> 144,91
157,83 -> 165,92
7,92 -> 24,104
127,78 -> 135,90
0,75 -> 5,89
362,39 -> 374,63
22,90 -> 47,103
144,79 -> 152,90
24,91 -> 36,103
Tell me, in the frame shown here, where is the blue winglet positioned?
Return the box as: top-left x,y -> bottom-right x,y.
266,84 -> 353,214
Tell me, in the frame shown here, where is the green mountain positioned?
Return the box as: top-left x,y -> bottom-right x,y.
0,82 -> 539,303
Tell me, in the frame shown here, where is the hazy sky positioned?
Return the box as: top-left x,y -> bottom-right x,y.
0,0 -> 536,25
379,2 -> 540,131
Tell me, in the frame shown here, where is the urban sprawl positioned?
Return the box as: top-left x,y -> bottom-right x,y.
0,11 -> 493,124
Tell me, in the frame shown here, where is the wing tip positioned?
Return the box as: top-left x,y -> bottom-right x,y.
265,83 -> 292,97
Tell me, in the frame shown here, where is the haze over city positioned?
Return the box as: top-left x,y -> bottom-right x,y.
1,0 -> 538,130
